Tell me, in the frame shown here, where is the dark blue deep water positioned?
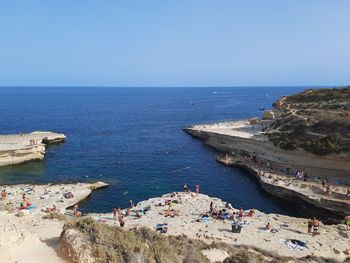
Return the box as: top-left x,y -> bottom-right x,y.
0,87 -> 307,215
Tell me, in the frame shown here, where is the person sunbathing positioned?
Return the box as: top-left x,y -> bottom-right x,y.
42,204 -> 57,213
64,192 -> 74,199
247,209 -> 255,217
1,190 -> 7,199
160,208 -> 180,217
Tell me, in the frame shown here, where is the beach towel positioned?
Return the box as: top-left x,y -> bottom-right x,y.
156,223 -> 168,230
281,239 -> 308,251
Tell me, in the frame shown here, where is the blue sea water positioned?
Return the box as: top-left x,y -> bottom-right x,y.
0,87 -> 308,215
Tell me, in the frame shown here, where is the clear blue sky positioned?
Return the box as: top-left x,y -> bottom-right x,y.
0,1 -> 349,87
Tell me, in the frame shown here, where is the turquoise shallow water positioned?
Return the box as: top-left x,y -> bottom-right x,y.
0,87 -> 308,215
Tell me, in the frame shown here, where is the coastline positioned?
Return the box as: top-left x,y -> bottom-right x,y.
0,131 -> 66,167
0,181 -> 107,263
83,191 -> 349,262
184,120 -> 350,218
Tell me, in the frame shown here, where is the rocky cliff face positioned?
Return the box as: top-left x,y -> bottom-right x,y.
185,127 -> 350,181
0,131 -> 66,167
185,128 -> 350,217
60,229 -> 95,263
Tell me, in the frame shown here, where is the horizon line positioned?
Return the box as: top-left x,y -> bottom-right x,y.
0,84 -> 345,89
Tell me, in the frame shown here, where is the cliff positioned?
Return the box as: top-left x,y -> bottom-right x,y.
0,131 -> 66,167
183,87 -> 350,217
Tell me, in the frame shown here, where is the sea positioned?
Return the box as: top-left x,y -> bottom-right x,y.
0,86 -> 310,216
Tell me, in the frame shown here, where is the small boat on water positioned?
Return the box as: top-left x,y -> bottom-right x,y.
259,107 -> 265,111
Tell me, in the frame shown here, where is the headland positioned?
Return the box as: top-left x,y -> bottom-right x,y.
184,87 -> 350,217
0,131 -> 66,167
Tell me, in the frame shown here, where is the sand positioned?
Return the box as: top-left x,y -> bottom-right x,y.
0,182 -> 107,263
91,192 -> 350,262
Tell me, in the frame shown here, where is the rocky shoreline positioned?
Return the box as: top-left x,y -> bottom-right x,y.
0,131 -> 66,167
0,181 -> 107,263
0,181 -> 349,262
76,191 -> 349,262
184,121 -> 350,218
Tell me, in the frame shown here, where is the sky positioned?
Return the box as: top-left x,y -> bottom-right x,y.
0,1 -> 349,87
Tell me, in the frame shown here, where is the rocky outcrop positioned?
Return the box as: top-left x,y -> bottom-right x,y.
60,229 -> 95,263
185,126 -> 350,181
0,131 -> 66,167
184,124 -> 350,217
0,181 -> 108,263
217,156 -> 350,217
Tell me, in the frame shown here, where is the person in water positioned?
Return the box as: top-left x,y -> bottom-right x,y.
195,184 -> 199,195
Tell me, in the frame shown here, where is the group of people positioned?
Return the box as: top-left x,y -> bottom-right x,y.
112,200 -> 146,227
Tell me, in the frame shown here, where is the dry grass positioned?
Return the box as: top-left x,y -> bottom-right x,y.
61,217 -> 340,263
268,87 -> 350,155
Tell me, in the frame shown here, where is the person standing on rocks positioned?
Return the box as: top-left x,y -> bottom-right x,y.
312,217 -> 320,235
307,219 -> 313,234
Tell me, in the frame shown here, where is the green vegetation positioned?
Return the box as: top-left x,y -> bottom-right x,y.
267,87 -> 350,155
